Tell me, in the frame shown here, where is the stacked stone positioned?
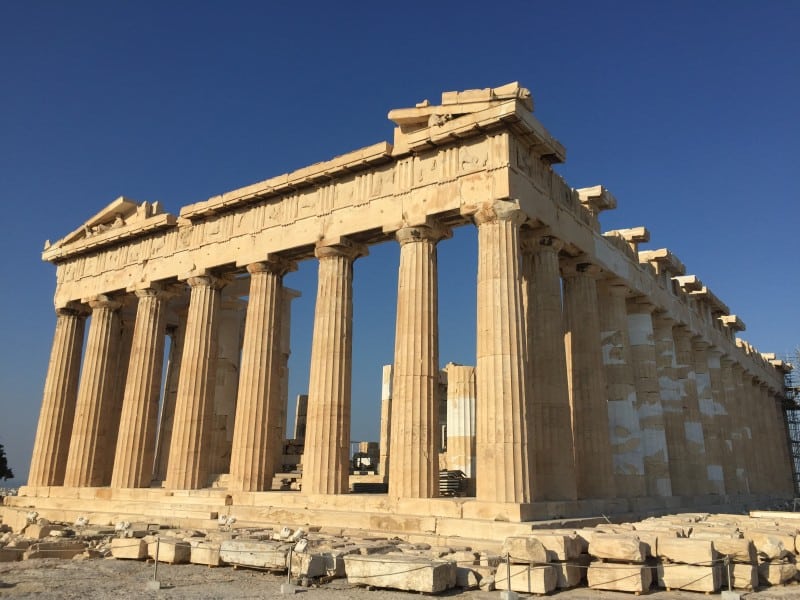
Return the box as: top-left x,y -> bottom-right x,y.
584,532 -> 653,593
655,538 -> 721,593
495,536 -> 558,594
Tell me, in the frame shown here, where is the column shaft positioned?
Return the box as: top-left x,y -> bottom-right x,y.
693,340 -> 724,494
627,301 -> 672,497
719,357 -> 745,493
445,363 -> 476,495
111,288 -> 168,488
596,282 -> 645,498
378,365 -> 393,480
521,234 -> 577,501
474,202 -> 531,503
389,225 -> 445,499
165,276 -> 224,489
28,308 -> 86,487
302,242 -> 364,495
153,318 -> 186,482
64,296 -> 122,487
229,260 -> 289,491
562,262 -> 615,499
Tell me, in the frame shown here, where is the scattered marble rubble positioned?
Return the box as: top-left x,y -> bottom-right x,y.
3,511 -> 800,595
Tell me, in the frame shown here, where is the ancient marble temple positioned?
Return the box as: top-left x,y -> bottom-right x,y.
16,83 -> 794,529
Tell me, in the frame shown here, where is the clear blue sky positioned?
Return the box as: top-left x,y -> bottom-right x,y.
1,2 -> 798,486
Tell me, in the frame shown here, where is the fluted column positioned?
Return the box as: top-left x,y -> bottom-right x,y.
229,259 -> 292,492
693,339 -> 724,494
767,388 -> 795,496
719,357 -> 745,492
628,300 -> 671,497
302,240 -> 366,495
652,313 -> 691,495
64,295 -> 122,487
672,325 -> 708,495
445,363 -> 477,495
153,316 -> 186,483
165,275 -> 225,490
28,307 -> 87,487
389,224 -> 447,499
474,201 -> 531,503
711,352 -> 736,492
730,363 -> 755,492
562,260 -> 615,499
596,281 -> 645,498
111,287 -> 169,488
521,232 -> 577,501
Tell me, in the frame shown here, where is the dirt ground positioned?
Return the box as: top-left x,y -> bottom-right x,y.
2,558 -> 800,600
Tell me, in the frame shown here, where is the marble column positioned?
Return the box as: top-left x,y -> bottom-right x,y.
710,351 -> 736,493
719,356 -> 746,493
111,287 -> 169,488
229,259 -> 292,492
730,363 -> 754,492
474,202 -> 531,503
64,295 -> 122,487
767,389 -> 795,496
652,313 -> 691,495
28,307 -> 86,487
693,339 -> 724,494
672,325 -> 709,495
520,232 -> 577,501
562,260 -> 615,499
445,363 -> 477,495
627,300 -> 672,497
596,281 -> 645,498
378,365 -> 392,480
302,240 -> 365,495
165,275 -> 225,490
389,224 -> 447,499
153,316 -> 186,483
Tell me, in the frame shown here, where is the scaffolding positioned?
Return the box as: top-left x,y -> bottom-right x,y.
783,351 -> 800,495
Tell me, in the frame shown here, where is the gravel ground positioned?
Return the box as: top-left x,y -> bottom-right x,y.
2,558 -> 800,600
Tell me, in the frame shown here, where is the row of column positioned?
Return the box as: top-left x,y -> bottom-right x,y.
29,198 -> 793,503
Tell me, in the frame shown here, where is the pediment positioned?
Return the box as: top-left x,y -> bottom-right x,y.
43,196 -> 176,262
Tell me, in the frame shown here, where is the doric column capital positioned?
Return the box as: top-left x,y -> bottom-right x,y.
314,238 -> 368,261
87,294 -> 122,311
597,278 -> 630,298
395,222 -> 451,246
626,295 -> 657,314
55,302 -> 90,318
691,337 -> 711,351
246,256 -> 296,277
473,200 -> 526,227
186,274 -> 229,290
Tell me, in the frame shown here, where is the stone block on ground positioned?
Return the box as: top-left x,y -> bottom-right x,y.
589,534 -> 647,563
290,552 -> 344,578
743,530 -> 795,559
26,541 -> 88,560
0,547 -> 24,562
494,563 -> 558,595
758,560 -> 798,585
190,541 -> 222,566
552,561 -> 583,589
219,540 -> 288,570
0,509 -> 29,534
500,536 -> 548,564
23,524 -> 55,539
527,534 -> 582,560
587,562 -> 652,593
712,538 -> 757,565
344,554 -> 456,594
657,537 -> 717,565
111,538 -> 147,560
148,539 -> 190,564
657,563 -> 721,593
727,562 -> 758,590
455,566 -> 481,589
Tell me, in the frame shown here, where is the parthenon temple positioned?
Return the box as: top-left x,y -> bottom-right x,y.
12,83 -> 795,533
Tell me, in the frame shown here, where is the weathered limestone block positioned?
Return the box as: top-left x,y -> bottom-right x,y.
23,524 -> 55,539
589,534 -> 647,562
0,547 -> 24,562
24,541 -> 87,560
743,530 -> 794,559
552,561 -> 583,589
219,540 -> 288,570
190,541 -> 222,566
344,554 -> 456,593
290,552 -> 327,578
455,566 -> 481,589
495,563 -> 558,594
111,538 -> 147,560
758,560 -> 797,585
728,562 -> 758,590
148,539 -> 190,564
1,509 -> 30,534
587,562 -> 653,593
500,536 -> 549,563
657,563 -> 721,592
527,533 -> 582,560
711,538 -> 756,564
657,537 -> 717,565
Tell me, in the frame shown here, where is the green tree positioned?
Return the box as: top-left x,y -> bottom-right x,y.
0,444 -> 13,480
